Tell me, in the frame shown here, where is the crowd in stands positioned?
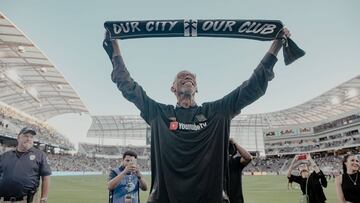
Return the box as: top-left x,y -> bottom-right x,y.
313,154 -> 342,174
46,153 -> 150,172
0,105 -> 73,149
242,153 -> 346,175
313,114 -> 360,133
48,154 -> 115,172
44,143 -> 152,172
265,114 -> 360,138
243,156 -> 287,174
266,128 -> 360,155
78,143 -> 150,158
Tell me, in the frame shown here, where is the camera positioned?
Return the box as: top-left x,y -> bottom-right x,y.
126,157 -> 137,175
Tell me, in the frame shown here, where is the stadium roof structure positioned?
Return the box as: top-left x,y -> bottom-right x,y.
252,75 -> 360,128
87,115 -> 148,139
88,75 -> 360,138
0,12 -> 88,120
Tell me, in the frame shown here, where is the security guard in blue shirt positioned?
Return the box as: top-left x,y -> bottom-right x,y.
0,127 -> 51,203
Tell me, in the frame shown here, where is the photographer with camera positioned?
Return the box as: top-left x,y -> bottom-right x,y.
108,150 -> 147,203
287,154 -> 327,203
227,138 -> 252,203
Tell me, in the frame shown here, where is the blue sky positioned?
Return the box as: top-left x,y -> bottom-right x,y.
1,0 -> 359,146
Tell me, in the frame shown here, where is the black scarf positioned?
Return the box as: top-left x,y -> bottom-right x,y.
104,19 -> 305,65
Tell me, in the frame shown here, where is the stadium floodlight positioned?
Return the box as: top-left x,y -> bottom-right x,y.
40,67 -> 47,73
17,45 -> 25,53
56,84 -> 63,90
26,86 -> 41,103
4,69 -> 25,89
330,96 -> 343,105
346,88 -> 359,98
3,67 -> 42,103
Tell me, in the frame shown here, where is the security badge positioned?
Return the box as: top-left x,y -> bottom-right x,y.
29,155 -> 36,160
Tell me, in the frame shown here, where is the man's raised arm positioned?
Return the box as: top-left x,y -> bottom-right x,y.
103,32 -> 160,122
208,28 -> 291,118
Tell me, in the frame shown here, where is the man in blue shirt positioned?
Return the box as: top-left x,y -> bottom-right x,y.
108,150 -> 148,203
0,127 -> 51,203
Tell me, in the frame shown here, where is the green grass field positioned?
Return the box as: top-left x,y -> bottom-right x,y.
48,175 -> 337,203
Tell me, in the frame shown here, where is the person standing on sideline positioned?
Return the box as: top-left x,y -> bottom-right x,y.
228,138 -> 252,203
103,28 -> 291,203
0,127 -> 51,203
108,150 -> 147,203
287,154 -> 327,203
335,154 -> 360,203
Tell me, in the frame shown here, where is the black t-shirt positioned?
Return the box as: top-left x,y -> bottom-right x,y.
111,53 -> 277,203
0,147 -> 51,197
148,109 -> 230,203
288,171 -> 327,203
229,156 -> 247,203
341,172 -> 360,203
